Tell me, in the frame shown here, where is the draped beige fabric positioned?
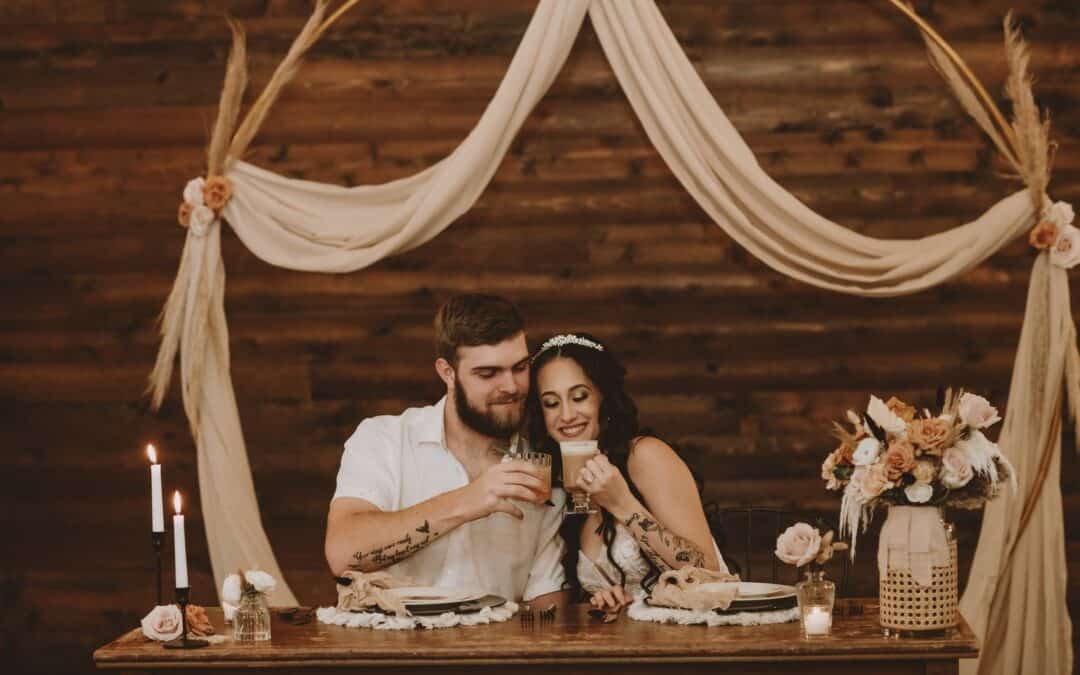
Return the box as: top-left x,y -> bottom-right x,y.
152,1 -> 1073,672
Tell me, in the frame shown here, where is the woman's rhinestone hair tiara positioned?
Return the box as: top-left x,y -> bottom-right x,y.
533,334 -> 605,361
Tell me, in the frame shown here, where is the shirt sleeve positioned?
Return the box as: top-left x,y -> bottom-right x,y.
331,417 -> 399,512
522,488 -> 568,601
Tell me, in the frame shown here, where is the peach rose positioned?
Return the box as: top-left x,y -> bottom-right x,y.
1029,220 -> 1060,250
886,396 -> 916,423
957,392 -> 1001,430
883,439 -> 916,481
178,202 -> 193,228
141,604 -> 182,641
909,418 -> 951,455
912,460 -> 937,483
775,523 -> 822,567
1051,225 -> 1080,269
185,604 -> 214,637
203,175 -> 233,211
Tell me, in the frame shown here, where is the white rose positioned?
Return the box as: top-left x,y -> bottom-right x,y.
222,573 -> 242,606
941,447 -> 974,488
1046,200 -> 1075,229
140,604 -> 183,641
866,395 -> 907,435
774,523 -> 822,567
957,393 -> 1001,429
244,570 -> 277,594
852,437 -> 882,466
223,601 -> 238,623
183,177 -> 206,207
189,205 -> 215,237
904,482 -> 934,504
1050,225 -> 1080,269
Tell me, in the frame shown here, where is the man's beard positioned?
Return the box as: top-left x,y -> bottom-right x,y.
453,377 -> 523,440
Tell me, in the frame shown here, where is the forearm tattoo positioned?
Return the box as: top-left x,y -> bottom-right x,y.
349,520 -> 438,571
624,511 -> 707,569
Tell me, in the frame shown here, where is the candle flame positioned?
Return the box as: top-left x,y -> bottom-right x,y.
147,443 -> 158,464
173,491 -> 182,514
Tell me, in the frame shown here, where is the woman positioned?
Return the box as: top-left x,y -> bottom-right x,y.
525,333 -> 728,612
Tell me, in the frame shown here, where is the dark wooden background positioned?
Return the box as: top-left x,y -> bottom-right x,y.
1,0 -> 1078,672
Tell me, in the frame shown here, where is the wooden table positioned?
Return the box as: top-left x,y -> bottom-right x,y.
94,600 -> 978,674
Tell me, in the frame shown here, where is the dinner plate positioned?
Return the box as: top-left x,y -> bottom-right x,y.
734,582 -> 797,600
385,586 -> 486,606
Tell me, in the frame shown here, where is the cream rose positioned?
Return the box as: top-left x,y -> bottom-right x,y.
1051,225 -> 1080,269
222,573 -> 243,606
867,395 -> 907,435
244,570 -> 277,594
141,604 -> 183,641
957,393 -> 1001,429
860,462 -> 893,500
183,177 -> 206,207
202,175 -> 233,211
905,482 -> 934,504
852,437 -> 882,466
1046,200 -> 1075,229
941,446 -> 974,488
189,205 -> 215,237
774,523 -> 822,567
912,460 -> 937,483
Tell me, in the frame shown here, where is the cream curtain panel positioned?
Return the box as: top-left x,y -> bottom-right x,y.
150,1 -> 1073,673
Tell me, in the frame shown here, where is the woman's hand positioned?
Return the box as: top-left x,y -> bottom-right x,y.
576,454 -> 636,517
589,585 -> 631,612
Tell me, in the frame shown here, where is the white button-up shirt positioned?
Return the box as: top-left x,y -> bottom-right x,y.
332,397 -> 567,601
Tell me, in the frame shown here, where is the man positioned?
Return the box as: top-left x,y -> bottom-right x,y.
325,294 -> 567,604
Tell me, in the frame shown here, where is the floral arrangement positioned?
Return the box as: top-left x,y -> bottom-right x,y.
221,569 -> 277,622
823,390 -> 1015,553
1029,200 -> 1080,269
140,603 -> 214,641
177,175 -> 232,237
775,522 -> 848,570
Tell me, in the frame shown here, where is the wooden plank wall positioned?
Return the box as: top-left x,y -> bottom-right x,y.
1,0 -> 1078,671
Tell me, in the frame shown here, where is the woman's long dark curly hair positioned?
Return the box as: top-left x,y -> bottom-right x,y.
525,333 -> 665,594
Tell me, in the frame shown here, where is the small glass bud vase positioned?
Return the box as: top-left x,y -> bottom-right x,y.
233,592 -> 271,642
796,568 -> 835,638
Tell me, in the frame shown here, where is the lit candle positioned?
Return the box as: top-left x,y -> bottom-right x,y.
173,491 -> 188,588
147,444 -> 164,533
803,606 -> 832,636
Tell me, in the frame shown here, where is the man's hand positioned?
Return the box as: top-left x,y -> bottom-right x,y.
461,460 -> 549,521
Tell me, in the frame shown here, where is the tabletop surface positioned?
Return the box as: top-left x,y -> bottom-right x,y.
94,600 -> 979,668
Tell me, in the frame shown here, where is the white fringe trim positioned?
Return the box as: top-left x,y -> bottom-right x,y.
627,599 -> 799,626
316,602 -> 518,630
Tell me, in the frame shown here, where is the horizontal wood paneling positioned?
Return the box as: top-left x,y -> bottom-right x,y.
2,1 -> 1078,673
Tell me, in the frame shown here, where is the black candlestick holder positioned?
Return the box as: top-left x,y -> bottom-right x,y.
151,531 -> 164,606
164,586 -> 209,650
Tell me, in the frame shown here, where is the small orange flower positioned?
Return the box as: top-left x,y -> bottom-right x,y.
1029,221 -> 1059,250
178,202 -> 192,228
202,175 -> 233,211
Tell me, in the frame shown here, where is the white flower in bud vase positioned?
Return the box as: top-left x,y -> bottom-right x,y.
866,395 -> 907,435
1046,201 -> 1075,229
222,573 -> 243,606
189,205 -> 215,236
223,601 -> 238,623
1051,225 -> 1080,269
957,392 -> 1001,429
141,604 -> 183,641
904,482 -> 934,504
245,570 -> 277,594
852,437 -> 882,466
183,177 -> 206,207
774,523 -> 822,567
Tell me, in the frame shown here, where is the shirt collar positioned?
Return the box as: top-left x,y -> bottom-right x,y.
411,396 -> 448,448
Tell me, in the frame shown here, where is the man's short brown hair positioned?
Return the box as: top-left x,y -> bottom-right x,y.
434,294 -> 525,365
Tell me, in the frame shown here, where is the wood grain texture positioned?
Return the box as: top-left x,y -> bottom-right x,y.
92,602 -> 977,672
1,0 -> 1078,672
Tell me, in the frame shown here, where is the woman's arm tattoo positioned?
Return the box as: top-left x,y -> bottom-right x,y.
624,511 -> 707,569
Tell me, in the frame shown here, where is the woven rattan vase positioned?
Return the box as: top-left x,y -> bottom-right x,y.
878,506 -> 958,632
